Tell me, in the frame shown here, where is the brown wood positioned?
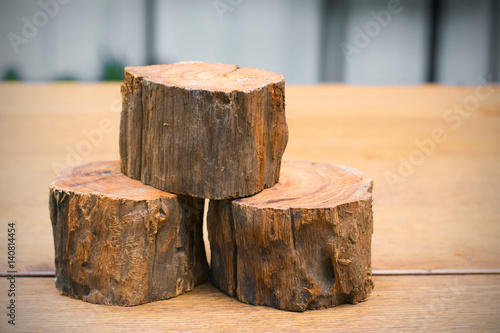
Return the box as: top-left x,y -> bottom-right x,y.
208,161 -> 374,311
120,62 -> 288,199
49,161 -> 209,306
5,276 -> 500,331
1,83 -> 500,275
1,83 -> 500,330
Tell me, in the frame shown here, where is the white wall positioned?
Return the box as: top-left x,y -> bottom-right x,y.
154,0 -> 323,84
436,0 -> 494,84
0,0 -> 497,84
341,0 -> 430,84
0,0 -> 146,81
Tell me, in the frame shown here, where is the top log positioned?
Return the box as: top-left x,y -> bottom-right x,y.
120,62 -> 288,199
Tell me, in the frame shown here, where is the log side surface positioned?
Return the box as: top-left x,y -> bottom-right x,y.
49,161 -> 209,306
208,161 -> 374,311
120,62 -> 288,199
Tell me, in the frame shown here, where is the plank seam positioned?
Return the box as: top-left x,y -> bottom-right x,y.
3,269 -> 500,278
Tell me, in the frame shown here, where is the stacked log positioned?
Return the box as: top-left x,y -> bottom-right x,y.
119,62 -> 288,199
208,161 -> 374,311
49,161 -> 208,306
49,62 -> 374,311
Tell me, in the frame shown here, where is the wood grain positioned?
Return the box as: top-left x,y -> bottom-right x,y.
208,161 -> 374,311
120,62 -> 288,199
49,161 -> 208,305
1,276 -> 498,332
0,83 -> 499,274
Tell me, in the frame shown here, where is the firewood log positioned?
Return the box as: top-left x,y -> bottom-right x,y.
49,161 -> 208,306
208,161 -> 374,311
120,62 -> 288,199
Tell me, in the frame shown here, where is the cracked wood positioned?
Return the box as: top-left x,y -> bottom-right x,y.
120,62 -> 288,199
49,161 -> 209,306
208,161 -> 374,312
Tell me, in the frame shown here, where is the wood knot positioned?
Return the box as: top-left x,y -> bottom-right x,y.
337,258 -> 352,266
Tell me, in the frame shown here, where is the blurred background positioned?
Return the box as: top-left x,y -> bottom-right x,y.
0,0 -> 498,84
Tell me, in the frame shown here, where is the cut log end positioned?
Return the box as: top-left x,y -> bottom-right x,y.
125,62 -> 284,92
49,161 -> 209,306
51,161 -> 174,201
208,161 -> 374,312
235,161 -> 373,209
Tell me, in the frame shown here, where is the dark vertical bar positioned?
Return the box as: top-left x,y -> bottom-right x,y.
319,0 -> 334,82
426,0 -> 441,82
489,0 -> 499,82
319,0 -> 348,82
145,0 -> 156,65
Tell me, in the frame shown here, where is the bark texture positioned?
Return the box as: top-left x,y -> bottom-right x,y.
49,161 -> 208,306
208,161 -> 374,312
120,62 -> 288,199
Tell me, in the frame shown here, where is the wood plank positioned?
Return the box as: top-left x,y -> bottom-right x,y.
284,85 -> 500,270
1,276 -> 498,331
0,83 -> 122,274
0,83 -> 499,273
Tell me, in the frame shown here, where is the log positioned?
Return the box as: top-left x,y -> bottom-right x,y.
49,161 -> 209,306
208,161 -> 374,312
120,62 -> 288,199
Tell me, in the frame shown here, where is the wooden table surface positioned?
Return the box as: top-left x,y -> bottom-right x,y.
0,83 -> 499,331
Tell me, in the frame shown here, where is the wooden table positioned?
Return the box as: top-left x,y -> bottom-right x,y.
0,83 -> 499,331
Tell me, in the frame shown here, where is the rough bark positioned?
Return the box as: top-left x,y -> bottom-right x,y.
208,161 -> 374,312
49,161 -> 209,306
120,62 -> 288,199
